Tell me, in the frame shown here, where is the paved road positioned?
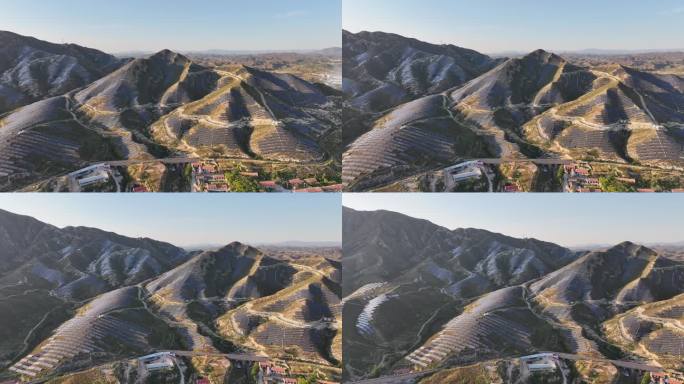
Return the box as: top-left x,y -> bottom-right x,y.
475,158 -> 573,165
347,370 -> 436,384
166,350 -> 268,362
545,352 -> 662,372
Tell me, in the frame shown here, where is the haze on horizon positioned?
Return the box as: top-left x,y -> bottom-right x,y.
343,0 -> 684,54
0,194 -> 342,247
343,194 -> 684,248
2,0 -> 341,54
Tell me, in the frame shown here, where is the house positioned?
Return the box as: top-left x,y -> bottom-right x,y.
206,184 -> 229,192
259,180 -> 278,190
322,184 -> 343,192
195,379 -> 210,384
295,187 -> 324,193
288,178 -> 305,189
281,379 -> 297,384
304,178 -> 318,186
271,366 -> 287,375
574,168 -> 590,176
671,188 -> 684,193
132,185 -> 148,193
637,188 -> 656,193
240,172 -> 259,178
504,184 -> 519,192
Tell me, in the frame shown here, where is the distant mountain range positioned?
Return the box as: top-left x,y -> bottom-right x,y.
0,209 -> 341,381
342,30 -> 684,191
0,31 -> 340,191
115,47 -> 342,58
342,207 -> 684,382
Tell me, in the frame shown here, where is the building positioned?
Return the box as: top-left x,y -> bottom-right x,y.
146,360 -> 174,371
77,170 -> 110,187
271,366 -> 287,376
504,184 -> 519,192
195,379 -> 210,384
528,363 -> 556,372
68,163 -> 109,178
259,181 -> 278,190
451,168 -> 482,183
304,178 -> 318,186
288,178 -> 304,189
322,184 -> 343,192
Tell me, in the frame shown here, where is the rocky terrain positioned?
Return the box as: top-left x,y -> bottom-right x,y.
0,209 -> 341,383
342,207 -> 684,383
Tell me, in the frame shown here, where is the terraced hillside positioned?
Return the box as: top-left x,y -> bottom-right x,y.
0,210 -> 342,382
343,32 -> 684,191
144,242 -> 341,366
342,207 -> 578,380
0,31 -> 124,114
342,207 -> 684,382
8,287 -> 176,380
0,33 -> 340,191
0,209 -> 190,376
343,30 -> 500,114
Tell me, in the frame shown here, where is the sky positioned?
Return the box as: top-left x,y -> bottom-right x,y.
1,0 -> 341,53
343,0 -> 684,53
343,193 -> 684,247
0,194 -> 341,247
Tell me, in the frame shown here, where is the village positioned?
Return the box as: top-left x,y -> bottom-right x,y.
191,160 -> 343,193
60,160 -> 343,193
133,352 -> 339,384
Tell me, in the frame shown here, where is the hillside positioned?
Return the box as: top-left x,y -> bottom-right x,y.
0,210 -> 342,382
343,30 -> 500,114
342,33 -> 684,191
0,33 -> 340,192
342,207 -> 684,382
0,31 -> 124,114
0,209 -> 189,365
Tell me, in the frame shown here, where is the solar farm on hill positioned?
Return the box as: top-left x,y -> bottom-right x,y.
0,31 -> 342,192
0,209 -> 341,383
342,31 -> 684,192
342,207 -> 684,383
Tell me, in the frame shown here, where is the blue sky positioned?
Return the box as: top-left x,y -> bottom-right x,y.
1,0 -> 341,53
344,194 -> 684,247
343,0 -> 684,53
0,194 -> 341,247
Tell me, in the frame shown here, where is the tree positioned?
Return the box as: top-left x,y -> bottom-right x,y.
641,372 -> 651,384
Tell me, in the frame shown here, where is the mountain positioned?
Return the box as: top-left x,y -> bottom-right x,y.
342,207 -> 684,382
343,30 -> 500,113
342,207 -> 578,380
143,242 -> 340,364
0,31 -> 124,114
0,210 -> 342,382
0,33 -> 340,192
343,34 -> 684,191
341,30 -> 501,151
0,208 -> 189,365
